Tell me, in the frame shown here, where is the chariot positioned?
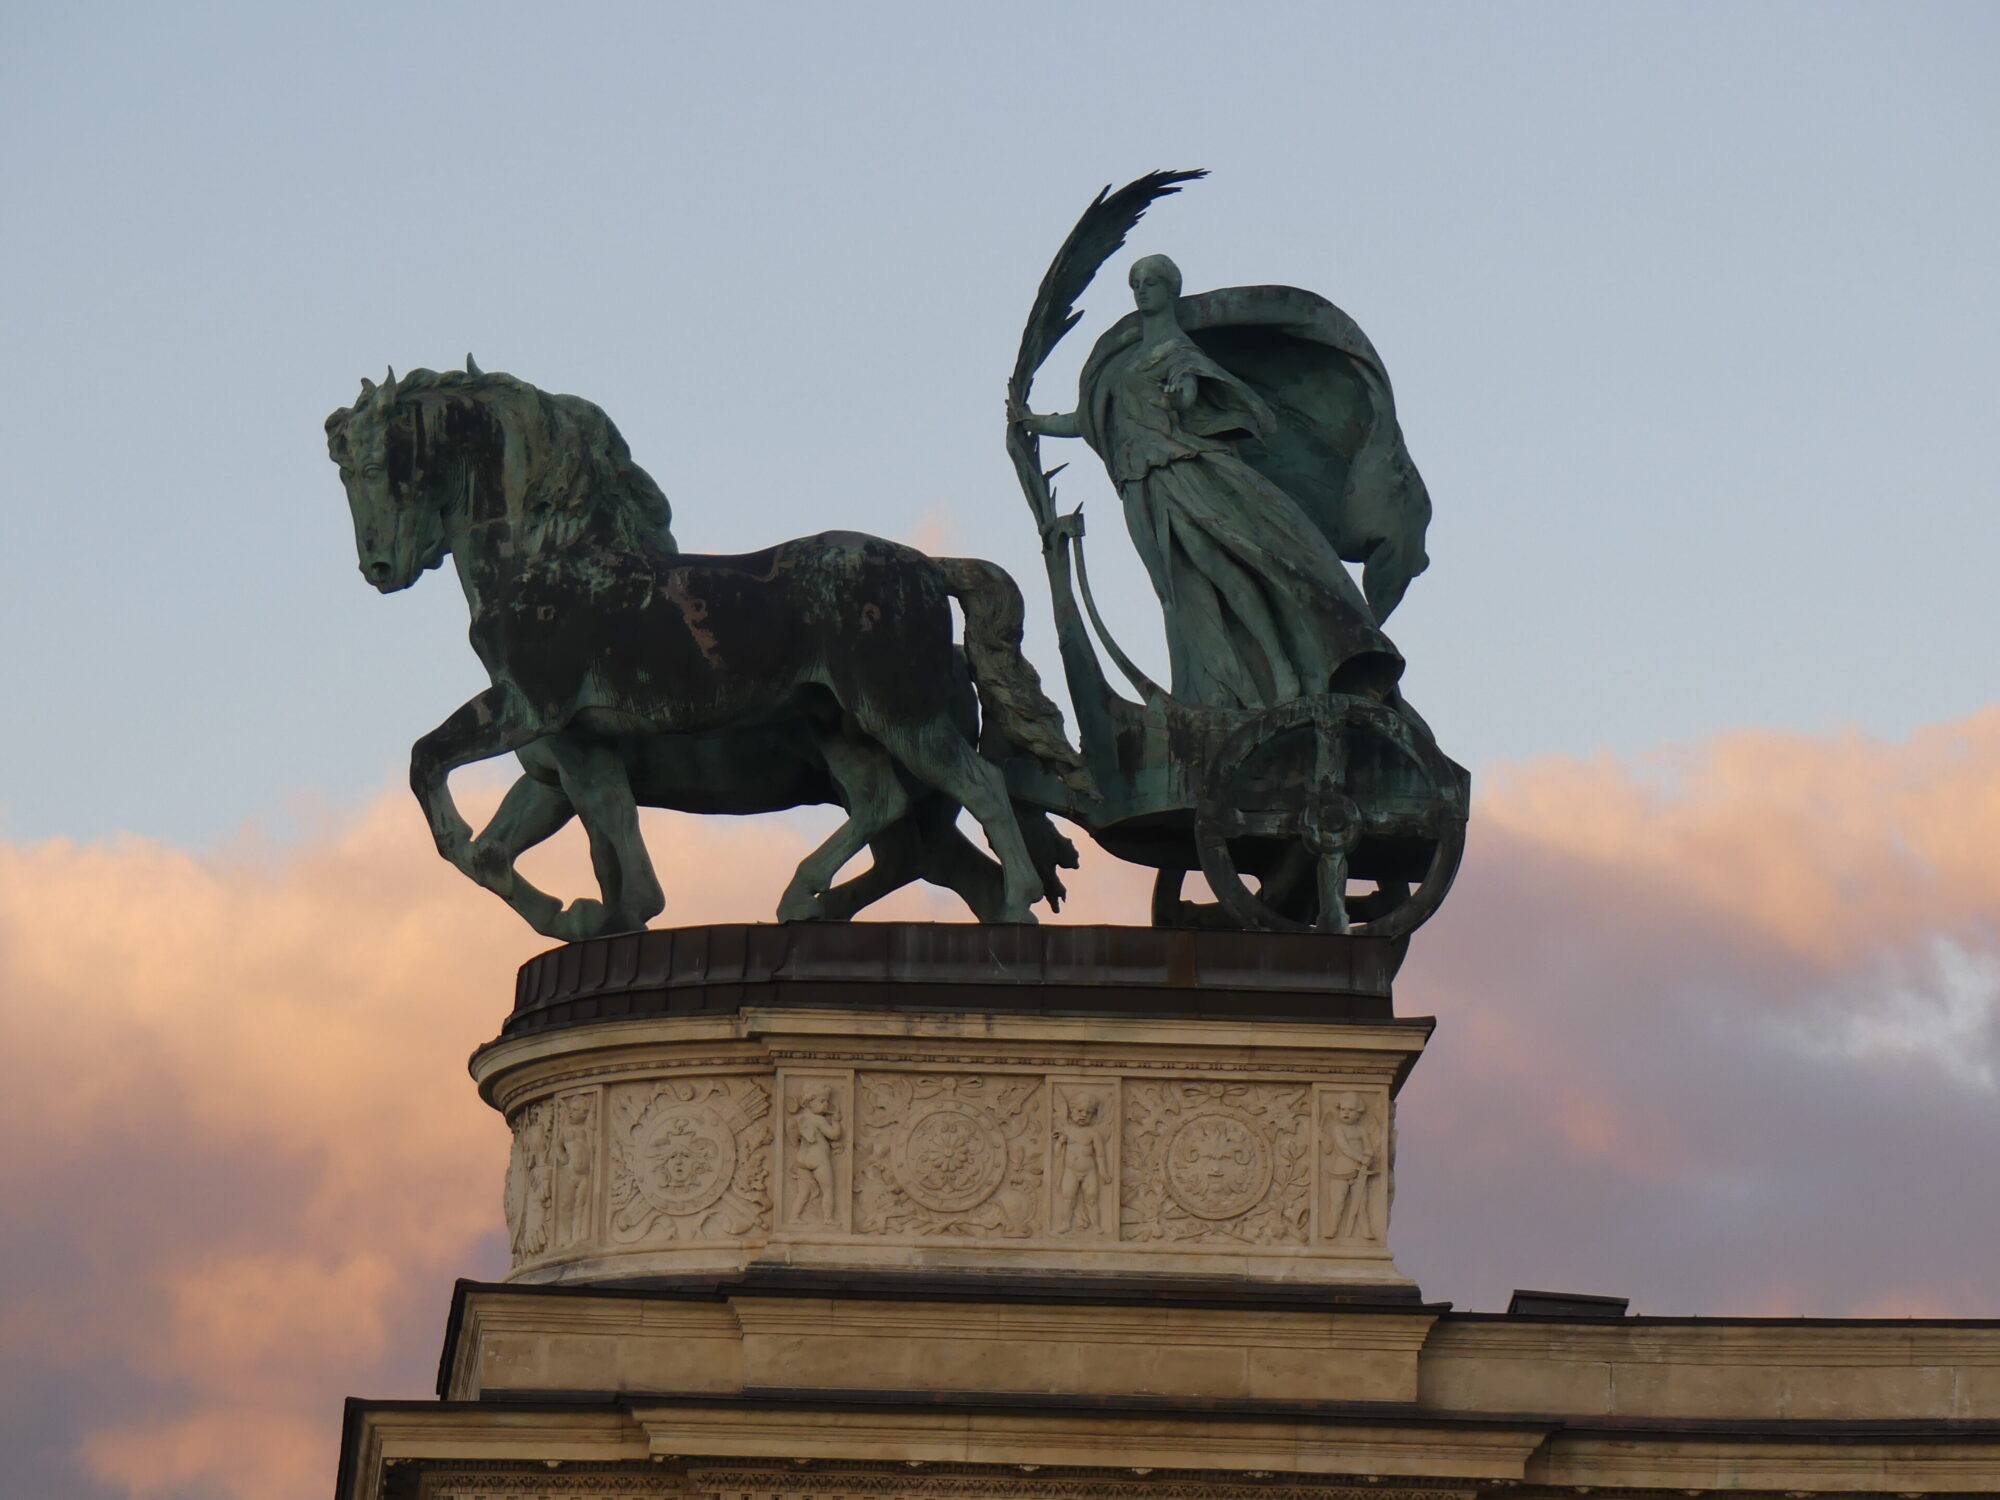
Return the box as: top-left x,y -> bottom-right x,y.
1000,518 -> 1466,938
1000,173 -> 1468,938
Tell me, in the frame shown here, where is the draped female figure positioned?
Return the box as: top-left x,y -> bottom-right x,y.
1018,255 -> 1410,712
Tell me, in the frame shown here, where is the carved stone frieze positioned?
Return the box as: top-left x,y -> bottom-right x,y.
423,1476 -> 683,1498
607,1076 -> 771,1245
1122,1081 -> 1311,1245
414,1466 -> 1472,1500
483,1009 -> 1423,1282
856,1072 -> 1045,1237
684,1469 -> 1471,1500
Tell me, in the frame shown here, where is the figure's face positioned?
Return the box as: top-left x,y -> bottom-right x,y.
1068,1100 -> 1098,1125
327,392 -> 448,592
1336,1103 -> 1364,1124
1130,264 -> 1174,314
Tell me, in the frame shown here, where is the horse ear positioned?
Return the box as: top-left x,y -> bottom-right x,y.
381,366 -> 397,401
465,353 -> 482,376
359,377 -> 376,396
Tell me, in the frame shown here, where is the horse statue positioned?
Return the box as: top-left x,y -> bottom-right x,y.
325,361 -> 1090,939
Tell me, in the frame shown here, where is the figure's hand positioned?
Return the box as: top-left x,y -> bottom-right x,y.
1008,400 -> 1043,435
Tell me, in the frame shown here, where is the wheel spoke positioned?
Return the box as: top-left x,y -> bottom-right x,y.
1316,847 -> 1350,935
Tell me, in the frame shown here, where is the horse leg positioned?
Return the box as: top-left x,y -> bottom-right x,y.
410,685 -> 549,880
466,772 -> 576,937
818,814 -> 925,922
543,737 -> 664,939
820,792 -> 1012,923
913,802 -> 1010,922
866,716 -> 1043,924
777,731 -> 911,922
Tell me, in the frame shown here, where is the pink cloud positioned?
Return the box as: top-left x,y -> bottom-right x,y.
1480,707 -> 2000,965
1,712 -> 1996,1497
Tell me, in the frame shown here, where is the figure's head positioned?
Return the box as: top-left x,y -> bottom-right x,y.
325,367 -> 449,592
1128,254 -> 1183,315
1333,1091 -> 1367,1125
1067,1096 -> 1100,1126
797,1084 -> 831,1113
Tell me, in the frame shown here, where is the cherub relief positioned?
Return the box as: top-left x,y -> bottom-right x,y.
1323,1091 -> 1381,1242
1052,1092 -> 1111,1233
788,1082 -> 844,1225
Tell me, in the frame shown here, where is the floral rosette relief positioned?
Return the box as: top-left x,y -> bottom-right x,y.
1121,1080 -> 1311,1245
856,1072 -> 1046,1238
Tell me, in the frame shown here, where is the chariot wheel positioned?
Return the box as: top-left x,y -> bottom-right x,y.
1165,695 -> 1466,938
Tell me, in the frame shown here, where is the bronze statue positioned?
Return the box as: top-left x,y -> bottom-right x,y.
326,365 -> 1086,938
995,171 -> 1465,936
1016,253 -> 1409,709
327,172 -> 1467,940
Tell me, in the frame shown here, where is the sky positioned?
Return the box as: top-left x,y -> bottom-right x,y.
0,3 -> 1997,1499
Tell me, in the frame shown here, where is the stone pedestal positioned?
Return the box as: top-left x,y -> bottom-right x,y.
477,924 -> 1426,1291
336,924 -> 2000,1499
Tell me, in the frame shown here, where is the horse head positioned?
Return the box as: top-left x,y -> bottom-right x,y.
325,366 -> 452,592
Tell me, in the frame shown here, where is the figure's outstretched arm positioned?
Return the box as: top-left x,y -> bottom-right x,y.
1011,406 -> 1082,439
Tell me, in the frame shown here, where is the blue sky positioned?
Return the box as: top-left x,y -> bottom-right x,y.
2,1 -> 1996,846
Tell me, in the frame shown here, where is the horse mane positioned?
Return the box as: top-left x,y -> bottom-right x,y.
333,368 -> 677,554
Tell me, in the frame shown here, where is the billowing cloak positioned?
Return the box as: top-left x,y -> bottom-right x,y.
1076,285 -> 1432,622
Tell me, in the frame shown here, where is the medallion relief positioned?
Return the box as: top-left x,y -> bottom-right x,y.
1122,1081 -> 1310,1245
607,1076 -> 771,1244
856,1072 -> 1044,1237
1165,1109 -> 1272,1220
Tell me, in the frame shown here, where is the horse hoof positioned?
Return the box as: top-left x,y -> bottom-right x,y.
777,892 -> 826,922
552,899 -> 607,942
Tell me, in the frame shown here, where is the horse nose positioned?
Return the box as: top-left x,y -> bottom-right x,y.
364,559 -> 393,584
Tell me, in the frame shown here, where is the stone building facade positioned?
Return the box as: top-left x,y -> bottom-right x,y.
336,925 -> 2000,1498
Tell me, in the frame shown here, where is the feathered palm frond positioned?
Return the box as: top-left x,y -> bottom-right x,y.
1008,168 -> 1207,402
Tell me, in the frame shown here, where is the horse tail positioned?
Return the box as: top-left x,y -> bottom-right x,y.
936,557 -> 1095,794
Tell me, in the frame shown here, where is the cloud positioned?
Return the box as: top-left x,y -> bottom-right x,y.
1,712 -> 1997,1498
0,787 -> 899,1500
1394,713 -> 2000,1317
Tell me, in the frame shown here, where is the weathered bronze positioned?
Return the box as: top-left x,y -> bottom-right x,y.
325,173 -> 1466,940
326,365 -> 1086,939
1001,171 -> 1467,937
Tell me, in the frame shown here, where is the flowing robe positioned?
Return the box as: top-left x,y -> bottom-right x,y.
1078,332 -> 1402,710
